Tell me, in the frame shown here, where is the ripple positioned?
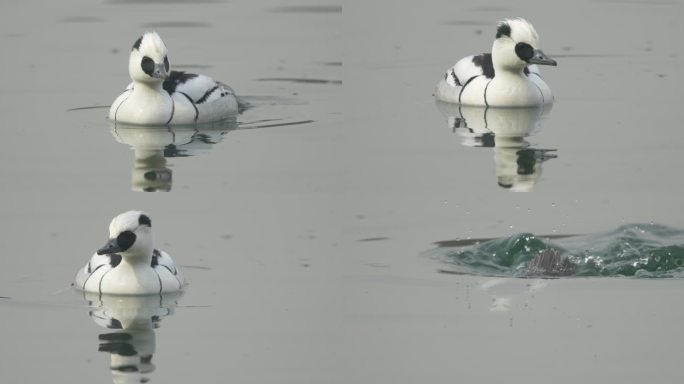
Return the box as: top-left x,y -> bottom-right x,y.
429,224 -> 684,278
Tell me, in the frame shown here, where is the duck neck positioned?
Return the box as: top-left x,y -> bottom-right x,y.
133,80 -> 166,95
493,60 -> 526,78
120,250 -> 153,267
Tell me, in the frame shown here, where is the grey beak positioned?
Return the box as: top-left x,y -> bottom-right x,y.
97,238 -> 122,255
152,63 -> 169,79
528,49 -> 557,66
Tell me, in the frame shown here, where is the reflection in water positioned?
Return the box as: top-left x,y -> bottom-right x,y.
82,292 -> 182,384
436,103 -> 557,192
111,119 -> 238,192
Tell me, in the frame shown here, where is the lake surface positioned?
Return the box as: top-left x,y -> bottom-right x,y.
2,0 -> 684,382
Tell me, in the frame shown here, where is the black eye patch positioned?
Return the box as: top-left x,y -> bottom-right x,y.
138,214 -> 152,227
515,43 -> 534,62
164,56 -> 169,72
117,231 -> 137,252
141,56 -> 155,77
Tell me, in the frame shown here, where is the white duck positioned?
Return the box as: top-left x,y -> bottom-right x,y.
74,211 -> 185,295
435,18 -> 557,107
109,32 -> 243,125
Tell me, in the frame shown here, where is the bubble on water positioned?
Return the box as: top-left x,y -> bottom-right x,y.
509,225 -> 514,230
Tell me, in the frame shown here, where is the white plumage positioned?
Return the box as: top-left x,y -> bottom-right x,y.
435,18 -> 557,107
74,211 -> 186,295
109,32 -> 243,125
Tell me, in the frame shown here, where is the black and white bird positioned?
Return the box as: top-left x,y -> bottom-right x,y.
435,18 -> 557,107
109,32 -> 243,125
74,211 -> 185,295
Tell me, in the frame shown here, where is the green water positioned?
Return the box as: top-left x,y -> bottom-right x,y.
431,224 -> 684,278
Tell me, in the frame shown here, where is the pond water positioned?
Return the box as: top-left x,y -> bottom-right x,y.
2,0 -> 684,383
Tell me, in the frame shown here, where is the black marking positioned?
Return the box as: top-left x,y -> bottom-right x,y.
112,365 -> 139,372
180,92 -> 198,121
515,42 -> 534,62
113,90 -> 132,122
154,269 -> 163,293
141,56 -> 155,77
166,98 -> 175,125
523,66 -> 530,76
141,355 -> 153,364
99,341 -> 137,356
151,249 -> 160,267
82,264 -> 105,290
132,36 -> 142,51
98,268 -> 113,295
483,80 -> 492,107
451,69 -> 461,86
138,214 -> 151,227
99,333 -> 131,341
517,149 -> 536,175
109,254 -> 122,268
164,56 -> 170,72
496,22 -> 511,38
117,231 -> 136,252
163,71 -> 199,95
196,85 -> 219,104
458,75 -> 478,104
472,54 -> 495,79
109,319 -> 122,329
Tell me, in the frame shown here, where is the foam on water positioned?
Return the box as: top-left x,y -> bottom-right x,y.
430,224 -> 684,278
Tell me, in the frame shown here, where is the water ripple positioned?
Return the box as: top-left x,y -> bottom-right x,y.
429,224 -> 684,278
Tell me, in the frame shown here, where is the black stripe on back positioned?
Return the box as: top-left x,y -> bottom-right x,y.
196,85 -> 219,104
472,53 -> 495,79
163,71 -> 199,95
451,69 -> 461,86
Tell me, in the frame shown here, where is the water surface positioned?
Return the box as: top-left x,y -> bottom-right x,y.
1,0 -> 684,383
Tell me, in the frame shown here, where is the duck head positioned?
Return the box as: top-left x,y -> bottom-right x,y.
97,211 -> 154,259
128,32 -> 170,84
491,18 -> 556,73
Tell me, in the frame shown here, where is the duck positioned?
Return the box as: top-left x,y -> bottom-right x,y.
435,18 -> 557,107
109,32 -> 244,125
74,211 -> 186,295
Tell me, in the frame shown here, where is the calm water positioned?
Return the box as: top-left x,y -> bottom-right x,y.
2,0 -> 684,383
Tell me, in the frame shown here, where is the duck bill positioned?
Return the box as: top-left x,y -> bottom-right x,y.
152,63 -> 169,80
528,49 -> 557,66
97,238 -> 123,255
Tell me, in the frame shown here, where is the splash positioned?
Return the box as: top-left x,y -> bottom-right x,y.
430,224 -> 684,278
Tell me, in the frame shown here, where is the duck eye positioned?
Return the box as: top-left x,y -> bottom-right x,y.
515,43 -> 534,62
117,231 -> 137,252
164,56 -> 169,72
141,56 -> 155,77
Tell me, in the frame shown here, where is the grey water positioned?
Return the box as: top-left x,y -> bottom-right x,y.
2,0 -> 684,383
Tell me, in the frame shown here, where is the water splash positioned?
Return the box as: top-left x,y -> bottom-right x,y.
430,224 -> 684,278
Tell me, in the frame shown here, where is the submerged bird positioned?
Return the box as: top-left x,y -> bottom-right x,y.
109,32 -> 243,125
435,18 -> 557,107
74,211 -> 186,295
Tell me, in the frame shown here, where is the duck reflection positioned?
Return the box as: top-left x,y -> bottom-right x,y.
111,118 -> 238,192
83,292 -> 182,384
436,103 -> 557,192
